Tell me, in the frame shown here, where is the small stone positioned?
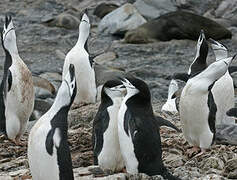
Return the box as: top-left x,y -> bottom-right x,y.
164,154 -> 184,168
9,169 -> 29,177
201,157 -> 224,170
224,158 -> 237,178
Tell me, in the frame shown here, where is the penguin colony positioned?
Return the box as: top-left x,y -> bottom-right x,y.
0,11 -> 236,180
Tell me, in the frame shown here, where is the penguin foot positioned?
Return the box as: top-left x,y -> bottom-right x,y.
192,148 -> 206,158
187,146 -> 201,158
13,137 -> 27,146
121,167 -> 127,173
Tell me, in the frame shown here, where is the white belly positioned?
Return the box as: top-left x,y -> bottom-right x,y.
62,49 -> 97,104
212,71 -> 235,125
180,90 -> 213,149
98,98 -> 124,172
117,101 -> 138,173
28,115 -> 60,180
6,65 -> 34,140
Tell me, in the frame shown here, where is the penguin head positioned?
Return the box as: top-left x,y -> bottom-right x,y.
208,38 -> 228,61
121,77 -> 151,101
188,30 -> 208,76
102,80 -> 126,100
193,55 -> 236,88
60,64 -> 77,106
168,79 -> 179,100
1,15 -> 17,52
79,13 -> 90,39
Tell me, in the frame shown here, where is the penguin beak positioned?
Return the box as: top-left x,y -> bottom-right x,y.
208,38 -> 218,46
200,29 -> 205,40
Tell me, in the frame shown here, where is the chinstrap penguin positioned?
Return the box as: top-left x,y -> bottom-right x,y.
208,38 -> 235,125
93,80 -> 126,172
179,55 -> 236,157
0,16 -> 35,145
173,30 -> 208,81
62,12 -> 96,105
161,79 -> 179,114
117,77 -> 180,179
28,64 -> 76,180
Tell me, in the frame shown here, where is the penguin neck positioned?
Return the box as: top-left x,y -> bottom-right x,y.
5,40 -> 19,59
76,29 -> 89,49
215,50 -> 227,61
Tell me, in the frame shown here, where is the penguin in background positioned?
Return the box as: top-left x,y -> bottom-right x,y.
161,79 -> 179,114
28,64 -> 76,180
117,77 -> 180,179
93,80 -> 126,172
0,16 -> 35,145
208,38 -> 235,125
173,30 -> 208,82
179,55 -> 236,157
62,12 -> 97,105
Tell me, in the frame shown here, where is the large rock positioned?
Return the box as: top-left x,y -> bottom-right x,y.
98,3 -> 147,36
133,0 -> 177,20
124,11 -> 232,43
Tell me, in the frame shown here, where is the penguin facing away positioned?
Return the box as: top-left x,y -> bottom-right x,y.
93,80 -> 126,172
161,79 -> 179,114
62,13 -> 96,105
208,38 -> 235,125
179,55 -> 236,157
28,64 -> 76,180
117,77 -> 180,179
0,16 -> 35,144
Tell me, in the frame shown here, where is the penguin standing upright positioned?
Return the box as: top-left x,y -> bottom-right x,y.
62,13 -> 96,105
161,79 -> 179,114
179,55 -> 236,156
28,64 -> 76,180
0,16 -> 35,145
117,77 -> 179,179
208,38 -> 235,125
93,80 -> 126,172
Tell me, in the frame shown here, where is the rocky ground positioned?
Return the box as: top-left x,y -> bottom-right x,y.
0,0 -> 237,179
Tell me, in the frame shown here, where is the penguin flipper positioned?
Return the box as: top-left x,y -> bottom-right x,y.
3,69 -> 12,101
226,108 -> 237,118
46,128 -> 74,179
172,73 -> 189,82
154,116 -> 181,132
92,106 -> 110,164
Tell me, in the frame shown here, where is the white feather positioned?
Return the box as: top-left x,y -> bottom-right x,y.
98,97 -> 125,172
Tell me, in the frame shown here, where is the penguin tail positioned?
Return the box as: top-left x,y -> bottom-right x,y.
155,116 -> 181,133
